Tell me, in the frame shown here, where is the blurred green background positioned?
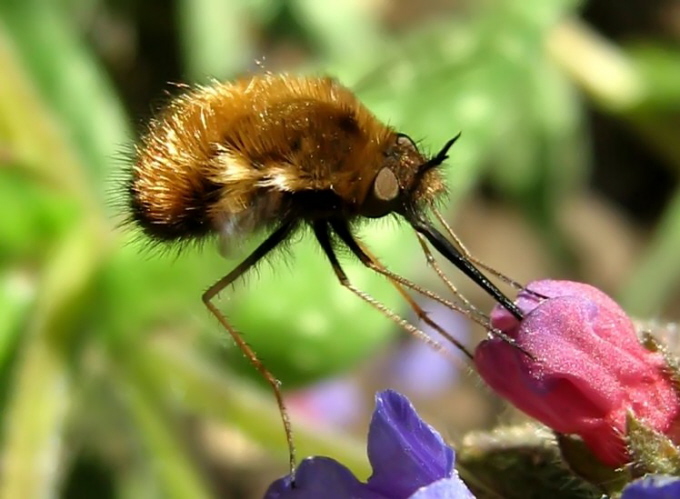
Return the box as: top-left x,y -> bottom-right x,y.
2,0 -> 680,497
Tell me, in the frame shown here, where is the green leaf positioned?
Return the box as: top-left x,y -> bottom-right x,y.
556,433 -> 629,495
290,0 -> 383,64
620,189 -> 680,316
457,424 -> 602,499
0,23 -> 90,199
630,43 -> 680,108
0,269 -> 34,371
627,411 -> 680,476
0,332 -> 73,499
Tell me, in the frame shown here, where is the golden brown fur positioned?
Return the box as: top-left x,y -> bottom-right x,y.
128,74 -> 444,242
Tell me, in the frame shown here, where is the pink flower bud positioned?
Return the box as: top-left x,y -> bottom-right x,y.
474,280 -> 680,466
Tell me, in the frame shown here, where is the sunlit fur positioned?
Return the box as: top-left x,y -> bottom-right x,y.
127,74 -> 445,245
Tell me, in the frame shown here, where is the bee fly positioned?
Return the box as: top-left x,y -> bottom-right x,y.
125,74 -> 524,475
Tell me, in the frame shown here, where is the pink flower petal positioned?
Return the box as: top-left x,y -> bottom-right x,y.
476,280 -> 680,466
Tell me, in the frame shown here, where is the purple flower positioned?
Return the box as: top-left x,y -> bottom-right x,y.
621,475 -> 680,499
264,390 -> 474,499
264,457 -> 385,499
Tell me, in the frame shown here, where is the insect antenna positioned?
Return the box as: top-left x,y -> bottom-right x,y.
201,218 -> 298,478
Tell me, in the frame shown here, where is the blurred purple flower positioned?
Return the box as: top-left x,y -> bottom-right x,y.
287,377 -> 365,428
286,303 -> 468,431
621,475 -> 680,499
392,303 -> 469,396
390,339 -> 458,396
264,390 -> 474,499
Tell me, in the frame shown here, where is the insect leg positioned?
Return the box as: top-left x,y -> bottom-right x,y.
355,239 -> 475,357
413,233 -> 489,322
329,219 -> 532,358
202,219 -> 298,476
312,221 -> 466,360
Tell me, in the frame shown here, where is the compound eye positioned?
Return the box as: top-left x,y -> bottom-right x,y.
396,133 -> 418,151
373,167 -> 399,203
361,167 -> 400,218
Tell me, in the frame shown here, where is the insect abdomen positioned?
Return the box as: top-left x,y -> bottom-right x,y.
127,169 -> 223,242
127,86 -> 239,243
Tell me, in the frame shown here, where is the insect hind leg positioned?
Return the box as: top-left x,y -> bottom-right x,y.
202,219 -> 298,477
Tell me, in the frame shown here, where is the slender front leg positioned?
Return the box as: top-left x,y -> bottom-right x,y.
355,238 -> 475,358
329,219 -> 532,358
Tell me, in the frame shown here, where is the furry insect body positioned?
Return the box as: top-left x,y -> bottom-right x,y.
128,75 -> 443,246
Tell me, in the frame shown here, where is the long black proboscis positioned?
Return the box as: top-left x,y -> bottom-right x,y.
410,217 -> 524,321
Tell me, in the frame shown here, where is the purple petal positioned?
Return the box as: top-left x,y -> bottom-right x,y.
264,457 -> 386,499
621,475 -> 680,499
408,477 -> 476,499
366,390 -> 454,498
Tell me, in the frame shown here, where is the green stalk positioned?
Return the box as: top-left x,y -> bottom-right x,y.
0,223 -> 104,499
116,373 -> 213,499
